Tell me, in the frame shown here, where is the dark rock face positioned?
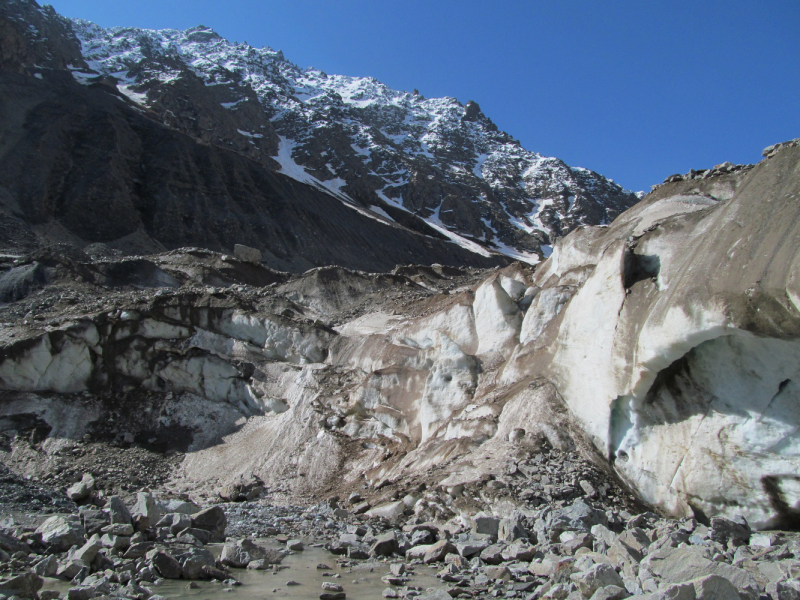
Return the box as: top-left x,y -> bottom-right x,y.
0,70 -> 504,272
0,0 -> 86,73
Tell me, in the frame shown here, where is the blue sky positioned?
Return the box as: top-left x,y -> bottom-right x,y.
47,0 -> 799,192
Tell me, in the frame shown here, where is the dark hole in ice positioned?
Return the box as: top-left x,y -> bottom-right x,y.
623,250 -> 661,289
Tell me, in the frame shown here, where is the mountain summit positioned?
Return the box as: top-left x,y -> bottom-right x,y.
70,19 -> 639,262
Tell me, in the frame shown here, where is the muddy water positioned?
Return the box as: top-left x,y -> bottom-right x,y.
155,545 -> 447,599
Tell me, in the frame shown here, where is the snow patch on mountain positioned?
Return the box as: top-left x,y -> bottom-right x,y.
67,19 -> 640,261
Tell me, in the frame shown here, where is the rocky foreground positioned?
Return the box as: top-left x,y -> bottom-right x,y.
0,479 -> 799,600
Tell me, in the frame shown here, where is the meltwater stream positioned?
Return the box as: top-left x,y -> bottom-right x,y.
153,545 -> 447,599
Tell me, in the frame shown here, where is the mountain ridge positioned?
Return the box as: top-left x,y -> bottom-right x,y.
68,18 -> 639,262
0,0 -> 640,268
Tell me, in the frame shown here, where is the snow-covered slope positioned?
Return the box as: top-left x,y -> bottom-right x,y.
66,20 -> 640,263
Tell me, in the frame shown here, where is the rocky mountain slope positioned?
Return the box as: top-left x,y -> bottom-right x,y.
0,0 -> 639,266
0,2 -> 512,273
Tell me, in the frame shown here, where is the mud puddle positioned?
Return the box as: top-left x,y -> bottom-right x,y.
154,545 -> 446,599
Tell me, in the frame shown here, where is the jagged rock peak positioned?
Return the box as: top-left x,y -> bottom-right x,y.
462,100 -> 483,122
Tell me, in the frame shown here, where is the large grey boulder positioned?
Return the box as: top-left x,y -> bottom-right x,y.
220,540 -> 253,568
70,537 -> 102,564
639,574 -> 740,600
370,531 -> 399,556
33,555 -> 58,578
151,550 -> 182,579
571,563 -> 624,598
471,512 -> 501,539
190,506 -> 226,541
155,512 -> 192,535
240,539 -> 284,564
0,532 -> 29,554
36,515 -> 86,551
455,536 -> 491,558
498,512 -> 528,543
0,572 -> 44,598
131,492 -> 160,530
536,499 -> 607,543
641,546 -> 764,600
159,499 -> 201,515
107,496 -> 132,525
179,548 -> 216,580
364,501 -> 405,521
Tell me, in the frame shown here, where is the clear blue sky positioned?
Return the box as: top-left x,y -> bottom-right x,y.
47,0 -> 799,192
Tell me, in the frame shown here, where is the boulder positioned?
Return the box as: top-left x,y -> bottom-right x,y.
67,587 -> 94,600
416,589 -> 455,600
159,499 -> 201,515
101,523 -> 134,536
155,512 -> 193,535
33,555 -> 59,578
239,538 -> 284,563
455,536 -> 491,557
56,559 -> 87,580
122,541 -> 155,559
66,481 -> 91,502
131,492 -> 160,530
36,515 -> 86,551
589,585 -> 628,600
406,543 -> 433,561
498,512 -> 528,543
422,539 -> 455,564
538,500 -> 607,543
286,539 -> 304,551
485,565 -> 512,581
691,575 -> 740,600
151,550 -> 182,579
501,541 -> 535,562
776,580 -> 800,600
479,544 -> 505,565
410,528 -> 436,546
364,501 -> 405,521
79,509 -> 108,537
0,532 -> 29,554
471,513 -> 501,539
107,496 -> 132,525
220,541 -> 252,568
641,546 -> 764,600
71,538 -> 102,564
570,563 -> 624,598
99,533 -> 130,550
0,572 -> 44,598
180,548 -> 216,579
176,527 -> 211,544
371,532 -> 399,557
190,505 -> 227,541
201,565 -> 230,580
